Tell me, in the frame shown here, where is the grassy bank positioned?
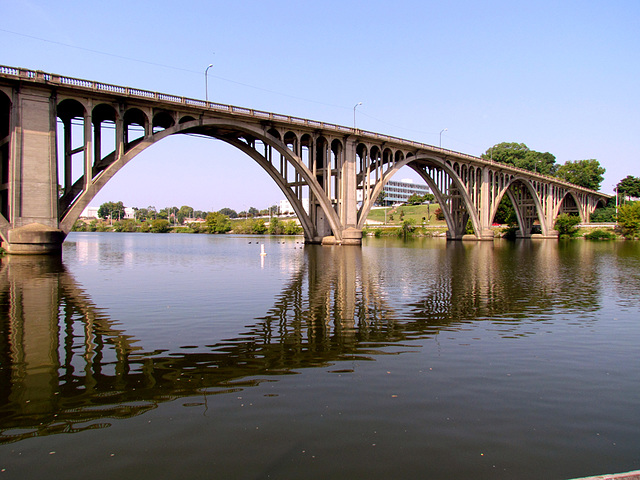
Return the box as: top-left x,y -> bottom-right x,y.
366,204 -> 447,226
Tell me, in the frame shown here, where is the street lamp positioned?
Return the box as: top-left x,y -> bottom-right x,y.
353,102 -> 362,129
205,64 -> 213,103
439,128 -> 448,148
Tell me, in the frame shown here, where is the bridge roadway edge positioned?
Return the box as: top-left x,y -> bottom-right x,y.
0,65 -> 610,254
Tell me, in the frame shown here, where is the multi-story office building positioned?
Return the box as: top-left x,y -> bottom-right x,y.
279,179 -> 430,213
379,179 -> 430,205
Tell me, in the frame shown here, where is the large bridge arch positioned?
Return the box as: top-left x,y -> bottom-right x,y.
356,152 -> 483,239
58,118 -> 343,244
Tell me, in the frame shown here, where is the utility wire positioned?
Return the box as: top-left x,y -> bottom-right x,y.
0,28 -> 348,110
7,28 -> 490,150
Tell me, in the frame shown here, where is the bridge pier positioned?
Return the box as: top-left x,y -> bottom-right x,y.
4,223 -> 65,254
320,227 -> 362,246
1,83 -> 66,254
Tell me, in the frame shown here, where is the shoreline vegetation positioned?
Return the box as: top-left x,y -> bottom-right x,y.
72,203 -> 639,240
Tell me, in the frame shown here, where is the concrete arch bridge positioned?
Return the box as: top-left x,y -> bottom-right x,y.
0,66 -> 610,253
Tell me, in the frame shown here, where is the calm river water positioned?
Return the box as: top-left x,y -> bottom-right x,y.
1,233 -> 639,479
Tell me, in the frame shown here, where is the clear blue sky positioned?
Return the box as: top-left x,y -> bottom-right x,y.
2,0 -> 638,211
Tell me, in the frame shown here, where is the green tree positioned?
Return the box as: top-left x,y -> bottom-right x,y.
376,190 -> 387,206
398,219 -> 415,238
268,217 -> 283,235
206,212 -> 231,234
219,207 -> 238,219
554,213 -> 581,238
113,219 -> 137,232
150,219 -> 171,233
98,201 -> 125,220
617,175 -> 640,200
556,159 -> 605,191
135,207 -> 147,221
590,207 -> 616,223
617,202 -> 640,239
138,206 -> 157,221
178,205 -> 194,223
157,208 -> 169,220
494,197 -> 518,225
251,219 -> 267,234
248,207 -> 260,217
482,142 -> 558,176
282,220 -> 302,235
71,220 -> 86,232
407,194 -> 423,205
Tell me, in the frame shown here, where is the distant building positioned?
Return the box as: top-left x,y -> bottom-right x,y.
81,206 -> 100,219
279,198 -> 309,215
278,179 -> 430,214
379,179 -> 430,205
81,206 -> 136,219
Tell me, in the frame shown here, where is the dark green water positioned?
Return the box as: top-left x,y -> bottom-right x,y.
1,233 -> 639,479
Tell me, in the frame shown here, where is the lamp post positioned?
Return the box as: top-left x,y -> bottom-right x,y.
353,102 -> 362,129
205,64 -> 213,102
439,128 -> 448,148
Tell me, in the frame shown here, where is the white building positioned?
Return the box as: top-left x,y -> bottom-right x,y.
279,198 -> 309,215
81,206 -> 136,219
278,179 -> 430,214
381,179 -> 430,205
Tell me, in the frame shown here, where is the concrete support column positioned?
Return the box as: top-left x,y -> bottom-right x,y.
3,86 -> 64,254
339,137 -> 361,245
478,167 -> 494,239
63,117 -> 72,193
115,110 -> 125,159
544,186 -> 559,238
83,104 -> 93,190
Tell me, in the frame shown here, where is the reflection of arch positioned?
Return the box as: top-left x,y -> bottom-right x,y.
0,244 -> 399,444
0,238 -> 610,445
0,255 -> 143,444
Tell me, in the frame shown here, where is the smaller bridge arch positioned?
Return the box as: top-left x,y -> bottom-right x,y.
495,177 -> 548,237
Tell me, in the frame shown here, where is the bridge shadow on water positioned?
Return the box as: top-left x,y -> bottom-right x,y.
0,239 -> 610,445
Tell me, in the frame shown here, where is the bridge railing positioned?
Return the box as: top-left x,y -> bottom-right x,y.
0,65 -> 608,197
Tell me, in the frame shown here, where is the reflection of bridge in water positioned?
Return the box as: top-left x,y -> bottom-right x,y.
404,240 -> 602,327
0,242 -> 605,444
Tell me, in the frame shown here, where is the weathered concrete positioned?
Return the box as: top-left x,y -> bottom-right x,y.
0,65 -> 611,253
4,223 -> 65,254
